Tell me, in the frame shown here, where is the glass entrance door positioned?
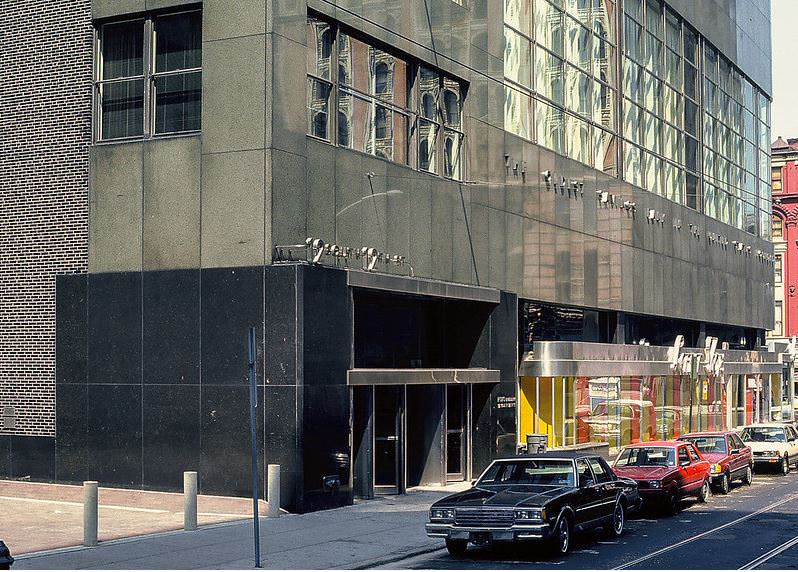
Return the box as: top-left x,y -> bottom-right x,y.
446,385 -> 467,482
374,386 -> 404,494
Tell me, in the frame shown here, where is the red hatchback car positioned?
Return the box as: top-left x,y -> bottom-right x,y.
612,441 -> 711,514
677,431 -> 753,494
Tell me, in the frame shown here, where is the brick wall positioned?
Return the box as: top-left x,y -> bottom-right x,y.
0,0 -> 92,436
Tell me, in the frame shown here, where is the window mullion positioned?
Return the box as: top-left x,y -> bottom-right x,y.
144,17 -> 154,138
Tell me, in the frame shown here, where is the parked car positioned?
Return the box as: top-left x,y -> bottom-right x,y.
677,431 -> 753,493
425,452 -> 640,557
611,441 -> 711,515
740,423 -> 798,474
583,399 -> 657,446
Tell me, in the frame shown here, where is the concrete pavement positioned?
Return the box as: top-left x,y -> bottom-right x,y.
13,487 -> 465,569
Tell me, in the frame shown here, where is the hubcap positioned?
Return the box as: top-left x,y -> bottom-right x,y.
747,467 -> 753,483
614,504 -> 624,533
701,482 -> 708,499
559,521 -> 569,552
722,475 -> 729,493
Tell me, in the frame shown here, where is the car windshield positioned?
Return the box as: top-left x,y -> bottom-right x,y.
741,427 -> 786,442
680,436 -> 727,454
615,447 -> 675,467
477,459 -> 575,487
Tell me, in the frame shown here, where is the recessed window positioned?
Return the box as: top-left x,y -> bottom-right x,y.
95,11 -> 202,142
773,216 -> 784,239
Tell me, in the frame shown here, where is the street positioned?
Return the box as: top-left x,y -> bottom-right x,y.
384,470 -> 798,570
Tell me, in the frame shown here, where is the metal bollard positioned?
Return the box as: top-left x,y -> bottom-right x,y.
267,464 -> 280,518
83,481 -> 98,547
184,471 -> 198,531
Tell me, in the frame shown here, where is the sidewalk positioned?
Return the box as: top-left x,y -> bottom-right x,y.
13,486 -> 466,570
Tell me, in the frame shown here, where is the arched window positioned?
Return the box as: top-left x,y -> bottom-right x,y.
443,90 -> 459,126
375,62 -> 389,95
773,215 -> 784,239
422,93 -> 436,120
313,112 -> 327,139
444,136 -> 456,178
419,139 -> 430,171
320,28 -> 333,59
338,110 -> 349,147
375,106 -> 388,139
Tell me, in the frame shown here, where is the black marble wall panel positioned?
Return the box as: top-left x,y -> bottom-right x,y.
56,274 -> 87,384
200,385 -> 263,496
0,436 -> 9,477
87,272 -> 142,385
87,384 -> 142,486
264,265 -> 300,386
143,384 -> 200,490
352,386 -> 373,499
56,383 -> 88,483
302,265 -> 350,386
301,384 -> 351,513
201,267 -> 264,385
143,270 -> 200,385
263,383 -> 301,510
490,292 -> 519,382
9,436 -> 55,480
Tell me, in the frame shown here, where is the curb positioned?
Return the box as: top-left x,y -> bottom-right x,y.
347,544 -> 446,570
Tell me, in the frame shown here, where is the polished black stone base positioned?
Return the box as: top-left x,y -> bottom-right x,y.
2,264 -> 517,514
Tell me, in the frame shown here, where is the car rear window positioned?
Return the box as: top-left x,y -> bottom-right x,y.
741,427 -> 786,442
679,436 -> 726,454
615,446 -> 675,467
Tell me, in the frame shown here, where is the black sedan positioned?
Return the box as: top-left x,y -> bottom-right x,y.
425,452 -> 640,557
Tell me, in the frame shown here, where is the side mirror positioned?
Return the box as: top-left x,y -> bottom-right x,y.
581,479 -> 595,488
680,459 -> 690,467
730,448 -> 740,455
471,479 -> 476,486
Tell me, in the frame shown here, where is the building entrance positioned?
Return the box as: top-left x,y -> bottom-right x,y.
446,385 -> 467,481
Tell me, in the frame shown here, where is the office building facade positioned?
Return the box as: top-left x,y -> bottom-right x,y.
0,0 -> 777,512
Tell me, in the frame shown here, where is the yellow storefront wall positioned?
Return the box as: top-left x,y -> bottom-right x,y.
519,376 -> 564,448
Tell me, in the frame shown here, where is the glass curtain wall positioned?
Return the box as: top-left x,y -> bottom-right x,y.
520,373 -> 781,453
502,0 -> 772,236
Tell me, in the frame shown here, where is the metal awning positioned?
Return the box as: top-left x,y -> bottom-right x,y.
519,341 -> 783,378
347,368 -> 501,386
347,270 -> 501,303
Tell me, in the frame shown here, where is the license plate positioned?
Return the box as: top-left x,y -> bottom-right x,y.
470,532 -> 492,545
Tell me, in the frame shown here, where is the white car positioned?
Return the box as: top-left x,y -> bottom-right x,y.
739,424 -> 798,475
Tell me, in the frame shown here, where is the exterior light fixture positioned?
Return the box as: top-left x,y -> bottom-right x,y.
647,209 -> 656,220
541,170 -> 552,182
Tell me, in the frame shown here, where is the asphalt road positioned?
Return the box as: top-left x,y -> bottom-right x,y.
381,469 -> 798,570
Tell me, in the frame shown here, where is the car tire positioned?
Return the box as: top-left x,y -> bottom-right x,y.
718,473 -> 730,495
551,515 -> 573,555
604,499 -> 625,537
742,465 -> 753,485
665,490 -> 680,516
697,480 -> 710,503
445,539 -> 468,559
782,455 -> 790,475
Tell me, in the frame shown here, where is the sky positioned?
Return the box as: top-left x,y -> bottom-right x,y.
770,0 -> 798,139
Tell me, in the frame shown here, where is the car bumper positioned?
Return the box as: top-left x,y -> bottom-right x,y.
639,489 -> 668,502
425,522 -> 554,542
753,456 -> 783,465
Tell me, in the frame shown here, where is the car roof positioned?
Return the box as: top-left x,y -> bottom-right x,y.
495,451 -> 600,461
742,423 -> 791,428
679,431 -> 732,438
620,440 -> 684,448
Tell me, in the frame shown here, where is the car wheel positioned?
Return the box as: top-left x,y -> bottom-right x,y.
552,516 -> 572,555
665,490 -> 680,516
782,455 -> 790,475
742,465 -> 753,485
604,499 -> 625,537
697,480 -> 710,503
718,473 -> 730,495
445,539 -> 468,559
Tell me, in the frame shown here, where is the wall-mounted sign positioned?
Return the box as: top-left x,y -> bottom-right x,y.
274,238 -> 414,275
497,395 -> 516,409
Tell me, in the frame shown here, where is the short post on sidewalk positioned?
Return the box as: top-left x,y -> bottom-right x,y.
268,464 -> 280,518
83,481 -> 98,547
184,471 -> 198,531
